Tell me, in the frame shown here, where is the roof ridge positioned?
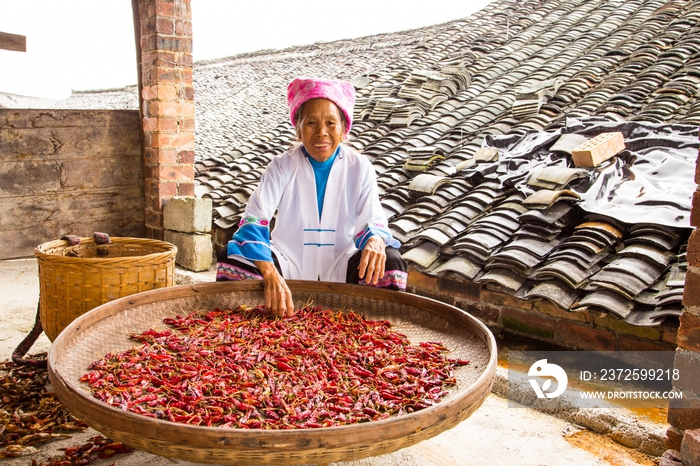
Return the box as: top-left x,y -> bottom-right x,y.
194,15 -> 490,69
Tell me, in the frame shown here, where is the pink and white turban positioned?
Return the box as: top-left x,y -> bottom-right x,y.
287,77 -> 356,135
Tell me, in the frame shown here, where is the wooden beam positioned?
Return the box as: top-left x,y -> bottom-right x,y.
0,31 -> 26,52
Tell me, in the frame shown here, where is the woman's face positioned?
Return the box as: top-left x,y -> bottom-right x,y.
298,98 -> 345,162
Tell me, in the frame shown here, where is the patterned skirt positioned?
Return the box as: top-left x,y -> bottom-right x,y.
216,246 -> 407,291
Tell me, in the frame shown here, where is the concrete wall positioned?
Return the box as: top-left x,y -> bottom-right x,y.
0,109 -> 145,259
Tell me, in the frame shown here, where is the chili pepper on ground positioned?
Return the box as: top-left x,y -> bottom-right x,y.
1,356 -> 89,458
1,358 -> 132,464
29,435 -> 133,465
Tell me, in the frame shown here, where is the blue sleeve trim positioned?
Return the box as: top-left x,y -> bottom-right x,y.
227,223 -> 273,262
353,223 -> 401,250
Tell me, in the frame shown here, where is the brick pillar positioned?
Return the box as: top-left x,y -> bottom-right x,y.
669,134 -> 700,448
134,0 -> 195,240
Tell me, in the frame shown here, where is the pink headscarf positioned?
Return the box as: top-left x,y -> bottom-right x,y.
287,78 -> 356,135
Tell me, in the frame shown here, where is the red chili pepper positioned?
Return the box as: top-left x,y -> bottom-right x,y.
276,360 -> 294,372
404,366 -> 422,376
329,405 -> 351,414
379,390 -> 401,401
300,421 -> 322,428
352,366 -> 374,378
451,358 -> 471,366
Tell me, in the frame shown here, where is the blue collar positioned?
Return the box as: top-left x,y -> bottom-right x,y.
301,145 -> 341,164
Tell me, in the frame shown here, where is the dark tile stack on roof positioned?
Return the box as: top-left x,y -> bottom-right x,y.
61,0 -> 700,327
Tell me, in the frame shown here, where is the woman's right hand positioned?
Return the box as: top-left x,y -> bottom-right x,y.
255,261 -> 295,317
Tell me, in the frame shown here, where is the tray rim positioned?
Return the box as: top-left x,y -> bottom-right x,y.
48,280 -> 497,464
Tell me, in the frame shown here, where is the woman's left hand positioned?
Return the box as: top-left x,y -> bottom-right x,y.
358,236 -> 386,285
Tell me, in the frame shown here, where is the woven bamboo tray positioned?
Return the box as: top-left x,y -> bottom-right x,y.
35,237 -> 177,341
48,280 -> 497,465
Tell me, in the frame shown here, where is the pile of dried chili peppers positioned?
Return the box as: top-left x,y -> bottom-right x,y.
80,305 -> 469,429
1,356 -> 132,465
31,435 -> 133,466
1,355 -> 86,458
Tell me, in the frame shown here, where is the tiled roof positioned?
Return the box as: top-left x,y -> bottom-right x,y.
61,0 -> 700,327
53,86 -> 139,110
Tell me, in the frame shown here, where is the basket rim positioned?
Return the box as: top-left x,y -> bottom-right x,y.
34,237 -> 177,264
47,281 -> 497,464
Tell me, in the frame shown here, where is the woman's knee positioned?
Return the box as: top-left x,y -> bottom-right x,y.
348,247 -> 407,291
385,247 -> 407,272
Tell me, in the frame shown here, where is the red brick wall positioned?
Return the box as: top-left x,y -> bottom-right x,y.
135,0 -> 195,240
668,136 -> 700,444
407,266 -> 678,353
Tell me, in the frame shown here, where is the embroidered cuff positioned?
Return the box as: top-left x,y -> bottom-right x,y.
227,220 -> 273,262
353,222 -> 401,250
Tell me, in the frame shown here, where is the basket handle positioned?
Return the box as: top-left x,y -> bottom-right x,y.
12,302 -> 47,368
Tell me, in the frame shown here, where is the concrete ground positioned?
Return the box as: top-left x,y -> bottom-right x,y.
1,258 -> 664,466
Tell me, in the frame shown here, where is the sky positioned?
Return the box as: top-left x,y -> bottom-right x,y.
0,1 -> 493,100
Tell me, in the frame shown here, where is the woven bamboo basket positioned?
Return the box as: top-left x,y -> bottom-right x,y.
35,237 -> 177,341
48,280 -> 497,465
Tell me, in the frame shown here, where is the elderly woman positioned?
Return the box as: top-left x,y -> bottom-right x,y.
216,77 -> 407,316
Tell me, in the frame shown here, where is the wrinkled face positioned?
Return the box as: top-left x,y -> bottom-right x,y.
297,98 -> 345,162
